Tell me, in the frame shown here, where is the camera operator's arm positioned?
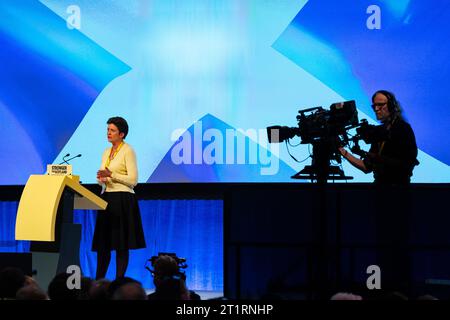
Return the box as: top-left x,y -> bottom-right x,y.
339,147 -> 371,173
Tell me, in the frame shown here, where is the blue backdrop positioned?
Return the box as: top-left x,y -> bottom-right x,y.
1,0 -> 448,185
0,199 -> 223,292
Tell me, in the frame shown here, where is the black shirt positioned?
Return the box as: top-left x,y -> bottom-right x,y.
363,118 -> 418,185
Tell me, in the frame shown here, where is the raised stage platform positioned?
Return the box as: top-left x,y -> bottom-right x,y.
1,183 -> 450,299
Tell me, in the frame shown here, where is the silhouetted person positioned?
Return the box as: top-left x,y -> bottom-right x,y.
47,273 -> 93,300
0,267 -> 26,299
89,278 -> 111,300
149,255 -> 187,300
107,276 -> 143,300
330,292 -> 363,300
340,90 -> 418,185
340,90 -> 417,294
78,277 -> 94,300
112,282 -> 147,300
16,285 -> 48,300
147,255 -> 200,300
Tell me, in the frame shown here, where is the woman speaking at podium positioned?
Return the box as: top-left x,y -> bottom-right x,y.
92,116 -> 146,280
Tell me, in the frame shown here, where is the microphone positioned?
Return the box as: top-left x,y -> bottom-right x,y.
66,154 -> 82,164
59,153 -> 82,165
59,153 -> 71,165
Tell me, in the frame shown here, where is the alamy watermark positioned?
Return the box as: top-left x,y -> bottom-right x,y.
66,265 -> 81,290
170,122 -> 281,176
366,264 -> 381,290
367,5 -> 381,30
66,5 -> 81,30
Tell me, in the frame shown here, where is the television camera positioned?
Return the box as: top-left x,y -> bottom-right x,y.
267,100 -> 380,183
145,252 -> 188,280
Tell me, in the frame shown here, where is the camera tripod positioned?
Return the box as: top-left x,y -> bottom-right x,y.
291,140 -> 353,184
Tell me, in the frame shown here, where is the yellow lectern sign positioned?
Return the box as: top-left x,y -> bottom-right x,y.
47,164 -> 73,176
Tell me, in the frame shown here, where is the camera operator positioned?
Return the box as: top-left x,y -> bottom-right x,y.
339,90 -> 418,185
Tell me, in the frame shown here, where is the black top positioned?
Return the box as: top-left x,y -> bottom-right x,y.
363,118 -> 418,185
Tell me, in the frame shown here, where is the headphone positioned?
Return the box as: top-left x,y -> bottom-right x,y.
372,90 -> 401,118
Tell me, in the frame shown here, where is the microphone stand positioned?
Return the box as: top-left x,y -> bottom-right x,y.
59,154 -> 82,165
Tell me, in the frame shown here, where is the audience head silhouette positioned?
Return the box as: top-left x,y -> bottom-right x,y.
148,255 -> 193,300
16,285 -> 48,300
112,282 -> 147,300
0,267 -> 26,299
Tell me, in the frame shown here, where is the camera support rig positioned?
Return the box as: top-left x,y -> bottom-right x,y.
291,139 -> 353,184
267,100 -> 360,184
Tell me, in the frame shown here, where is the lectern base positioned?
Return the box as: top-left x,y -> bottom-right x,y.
30,189 -> 82,285
32,252 -> 59,293
30,223 -> 82,287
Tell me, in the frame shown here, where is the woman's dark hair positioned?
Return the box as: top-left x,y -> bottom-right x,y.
107,117 -> 129,139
